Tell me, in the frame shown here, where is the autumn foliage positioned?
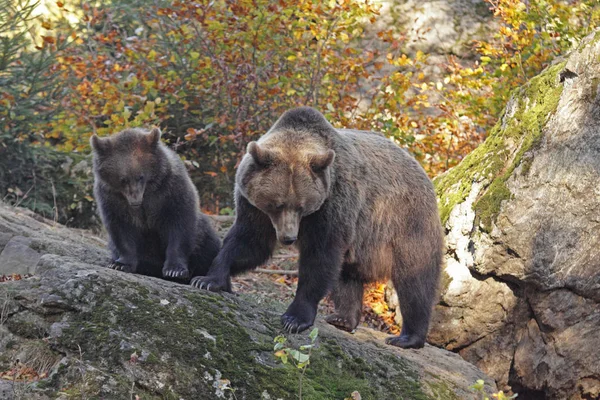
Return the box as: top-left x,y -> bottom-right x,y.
1,0 -> 599,220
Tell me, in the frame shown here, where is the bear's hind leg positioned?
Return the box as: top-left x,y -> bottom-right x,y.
386,259 -> 438,349
325,274 -> 363,333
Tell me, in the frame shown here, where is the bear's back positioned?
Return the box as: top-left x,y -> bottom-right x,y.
333,128 -> 430,189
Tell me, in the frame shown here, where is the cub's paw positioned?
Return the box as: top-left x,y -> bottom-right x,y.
325,314 -> 358,333
190,276 -> 231,292
281,313 -> 314,334
107,261 -> 135,273
385,334 -> 425,349
162,263 -> 190,279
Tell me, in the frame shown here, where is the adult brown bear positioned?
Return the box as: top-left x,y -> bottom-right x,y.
192,107 -> 443,348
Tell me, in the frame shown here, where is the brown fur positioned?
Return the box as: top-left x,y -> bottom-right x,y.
192,107 -> 443,348
91,127 -> 220,281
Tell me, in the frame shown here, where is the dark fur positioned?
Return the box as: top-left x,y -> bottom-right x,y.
91,128 -> 220,281
192,107 -> 443,348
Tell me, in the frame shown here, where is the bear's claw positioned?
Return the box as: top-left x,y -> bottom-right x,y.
385,334 -> 425,349
107,261 -> 135,273
325,314 -> 357,333
190,276 -> 229,292
280,314 -> 313,334
162,264 -> 190,280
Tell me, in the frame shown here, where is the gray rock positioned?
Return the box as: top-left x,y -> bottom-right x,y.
0,232 -> 12,254
0,236 -> 41,275
0,202 -> 496,399
422,31 -> 600,399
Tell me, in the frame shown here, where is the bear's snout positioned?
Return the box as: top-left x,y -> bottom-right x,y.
272,209 -> 300,246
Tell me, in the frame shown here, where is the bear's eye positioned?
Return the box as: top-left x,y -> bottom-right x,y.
274,203 -> 285,211
137,175 -> 144,182
120,177 -> 129,185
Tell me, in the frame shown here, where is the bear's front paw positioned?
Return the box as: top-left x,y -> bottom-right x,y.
190,275 -> 231,292
385,334 -> 425,349
281,312 -> 314,334
107,261 -> 136,273
162,263 -> 190,279
325,314 -> 358,333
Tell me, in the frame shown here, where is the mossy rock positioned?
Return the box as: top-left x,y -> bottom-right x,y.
0,203 -> 494,399
434,61 -> 566,231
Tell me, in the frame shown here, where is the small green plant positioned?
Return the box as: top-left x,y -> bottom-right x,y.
273,327 -> 318,400
470,379 -> 518,400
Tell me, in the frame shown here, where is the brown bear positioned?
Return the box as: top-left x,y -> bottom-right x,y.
191,107 -> 443,348
91,127 -> 220,281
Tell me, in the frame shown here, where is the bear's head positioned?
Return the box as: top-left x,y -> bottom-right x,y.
238,139 -> 335,245
90,127 -> 162,207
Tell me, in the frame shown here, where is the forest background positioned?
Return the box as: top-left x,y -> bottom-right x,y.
1,0 -> 598,228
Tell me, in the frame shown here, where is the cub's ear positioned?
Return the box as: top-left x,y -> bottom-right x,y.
247,141 -> 274,166
147,127 -> 161,147
310,149 -> 335,172
90,134 -> 111,155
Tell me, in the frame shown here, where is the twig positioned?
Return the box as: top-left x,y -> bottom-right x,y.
77,344 -> 87,400
0,291 -> 12,327
50,179 -> 58,225
254,268 -> 298,276
13,183 -> 35,208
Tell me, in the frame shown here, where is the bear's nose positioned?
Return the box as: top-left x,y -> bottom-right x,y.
281,236 -> 297,245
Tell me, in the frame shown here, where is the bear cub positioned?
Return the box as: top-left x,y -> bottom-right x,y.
91,127 -> 220,281
192,107 -> 443,349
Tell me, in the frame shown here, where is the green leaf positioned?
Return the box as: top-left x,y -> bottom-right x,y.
309,327 -> 319,342
288,350 -> 310,363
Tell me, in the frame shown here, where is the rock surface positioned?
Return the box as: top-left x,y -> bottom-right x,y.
427,32 -> 600,399
380,0 -> 492,57
0,203 -> 494,399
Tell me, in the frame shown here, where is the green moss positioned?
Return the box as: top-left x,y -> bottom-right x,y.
426,381 -> 460,400
435,62 -> 566,231
48,280 -> 433,399
439,270 -> 452,293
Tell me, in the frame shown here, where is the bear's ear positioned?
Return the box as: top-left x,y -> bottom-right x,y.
147,127 -> 161,147
90,134 -> 111,155
310,149 -> 335,172
247,141 -> 273,167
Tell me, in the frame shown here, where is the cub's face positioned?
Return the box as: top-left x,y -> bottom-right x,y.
91,128 -> 161,207
239,141 -> 335,245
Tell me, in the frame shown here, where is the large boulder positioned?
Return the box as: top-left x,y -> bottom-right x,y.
0,203 -> 494,399
429,32 -> 600,399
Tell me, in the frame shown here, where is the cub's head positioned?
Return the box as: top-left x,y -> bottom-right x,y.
237,138 -> 335,245
90,127 -> 162,207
